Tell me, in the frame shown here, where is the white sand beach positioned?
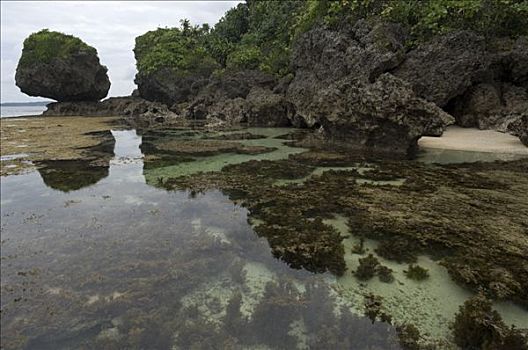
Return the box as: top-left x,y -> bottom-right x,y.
419,126 -> 528,155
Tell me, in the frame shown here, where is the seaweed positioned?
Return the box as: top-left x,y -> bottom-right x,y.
404,264 -> 430,281
377,265 -> 395,283
354,254 -> 379,281
364,294 -> 392,324
452,293 -> 528,350
396,323 -> 421,350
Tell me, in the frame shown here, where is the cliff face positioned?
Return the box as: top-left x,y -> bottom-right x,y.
128,19 -> 526,154
286,24 -> 527,153
15,30 -> 110,102
286,21 -> 454,154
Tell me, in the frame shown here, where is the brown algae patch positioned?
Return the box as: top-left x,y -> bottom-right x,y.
1,116 -> 121,176
160,150 -> 528,313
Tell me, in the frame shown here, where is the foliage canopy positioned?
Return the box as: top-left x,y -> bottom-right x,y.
135,0 -> 528,77
19,29 -> 97,67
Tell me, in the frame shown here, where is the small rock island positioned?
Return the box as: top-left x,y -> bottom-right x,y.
15,29 -> 110,102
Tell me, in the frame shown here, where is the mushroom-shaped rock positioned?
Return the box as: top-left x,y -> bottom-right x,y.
15,29 -> 110,102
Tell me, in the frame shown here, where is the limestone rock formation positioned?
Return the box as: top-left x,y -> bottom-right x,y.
43,96 -> 184,129
134,69 -> 209,106
507,116 -> 528,146
182,70 -> 290,127
15,30 -> 110,102
451,83 -> 528,132
287,23 -> 452,154
301,74 -> 453,154
393,30 -> 490,107
288,21 -> 407,126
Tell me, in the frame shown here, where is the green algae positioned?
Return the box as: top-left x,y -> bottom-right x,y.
418,148 -> 528,164
160,143 -> 528,314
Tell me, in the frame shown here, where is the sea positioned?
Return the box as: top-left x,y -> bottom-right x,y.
0,103 -> 48,118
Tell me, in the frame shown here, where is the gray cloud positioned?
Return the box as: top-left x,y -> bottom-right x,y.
1,1 -> 240,102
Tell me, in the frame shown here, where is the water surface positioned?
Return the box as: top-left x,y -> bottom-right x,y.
1,127 -> 527,350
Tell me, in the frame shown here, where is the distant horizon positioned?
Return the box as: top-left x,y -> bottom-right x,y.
1,100 -> 52,106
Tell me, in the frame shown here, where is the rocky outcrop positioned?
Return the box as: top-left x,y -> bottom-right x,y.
299,74 -> 453,154
508,116 -> 528,146
43,96 -> 184,129
245,88 -> 293,127
391,32 -> 527,146
287,22 -> 452,154
15,30 -> 110,102
393,31 -> 490,107
182,70 -> 290,127
135,69 -> 208,106
135,58 -> 277,108
451,83 -> 528,132
494,36 -> 528,89
288,21 -> 407,125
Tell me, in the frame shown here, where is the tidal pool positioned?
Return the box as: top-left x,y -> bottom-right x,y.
1,127 -> 527,349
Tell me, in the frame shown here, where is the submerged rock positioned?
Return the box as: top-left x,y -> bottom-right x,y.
15,29 -> 110,102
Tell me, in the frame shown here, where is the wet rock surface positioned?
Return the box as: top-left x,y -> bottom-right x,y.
2,123 -> 527,349
43,96 -> 185,129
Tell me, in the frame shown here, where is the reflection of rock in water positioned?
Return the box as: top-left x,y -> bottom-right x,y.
37,160 -> 110,192
36,131 -> 115,192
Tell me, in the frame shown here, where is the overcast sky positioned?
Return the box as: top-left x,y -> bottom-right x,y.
1,1 -> 240,102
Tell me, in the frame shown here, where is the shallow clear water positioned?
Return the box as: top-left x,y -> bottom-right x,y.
1,128 -> 526,349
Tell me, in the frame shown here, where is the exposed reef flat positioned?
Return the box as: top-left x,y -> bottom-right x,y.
0,116 -> 121,176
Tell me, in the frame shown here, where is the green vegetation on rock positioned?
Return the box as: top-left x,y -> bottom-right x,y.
296,0 -> 528,43
134,21 -> 219,76
18,29 -> 96,67
134,0 -> 528,79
